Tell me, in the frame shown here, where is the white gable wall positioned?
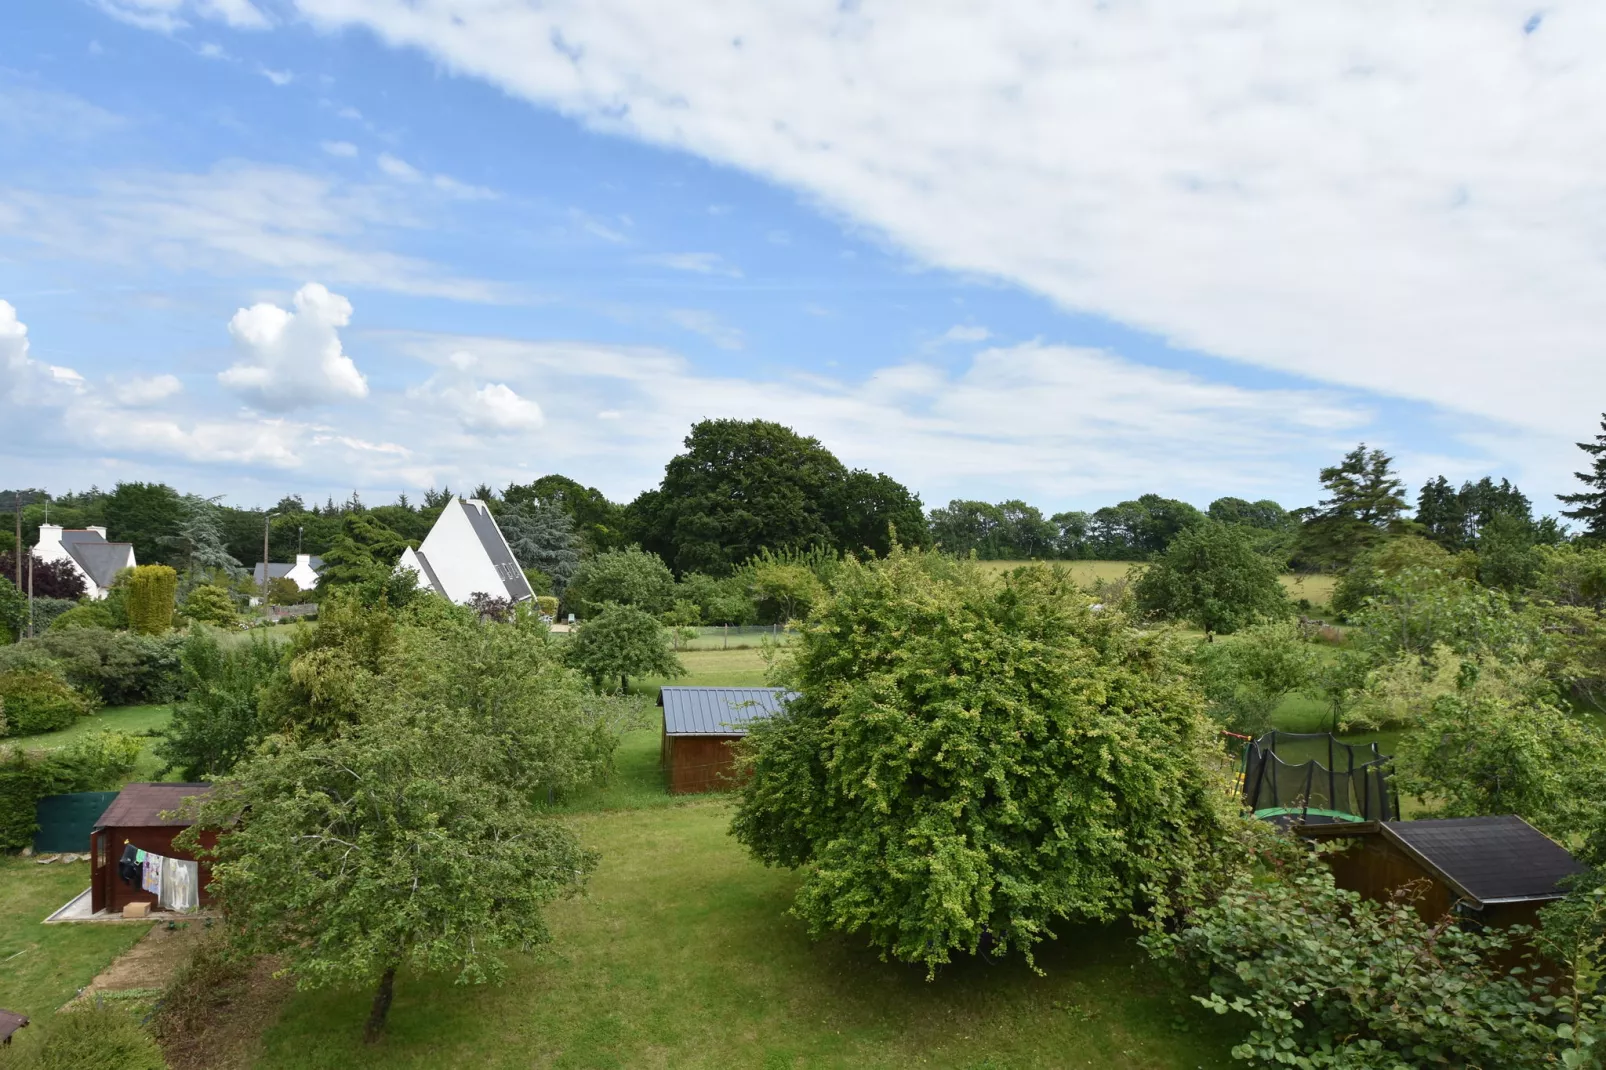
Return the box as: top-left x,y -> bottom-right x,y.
285,554 -> 321,591
411,498 -> 518,605
32,524 -> 132,600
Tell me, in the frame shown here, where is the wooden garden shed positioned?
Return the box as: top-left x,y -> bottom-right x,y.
1304,814 -> 1586,928
89,782 -> 216,915
658,687 -> 796,794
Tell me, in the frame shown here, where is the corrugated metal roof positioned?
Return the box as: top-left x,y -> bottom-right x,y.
1384,815 -> 1586,905
93,783 -> 212,830
659,687 -> 797,736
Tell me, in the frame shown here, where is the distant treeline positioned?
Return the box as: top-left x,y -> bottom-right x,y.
0,423 -> 1577,585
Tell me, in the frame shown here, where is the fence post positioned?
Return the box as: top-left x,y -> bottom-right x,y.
723,624 -> 728,650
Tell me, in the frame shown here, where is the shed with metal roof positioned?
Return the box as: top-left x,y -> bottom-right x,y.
1302,814 -> 1586,929
658,687 -> 796,794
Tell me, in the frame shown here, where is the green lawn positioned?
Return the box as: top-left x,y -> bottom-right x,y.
9,704 -> 174,783
253,797 -> 1241,1069
0,856 -> 151,1052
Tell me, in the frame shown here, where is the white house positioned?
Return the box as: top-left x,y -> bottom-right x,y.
252,554 -> 323,593
33,524 -> 137,600
397,497 -> 534,606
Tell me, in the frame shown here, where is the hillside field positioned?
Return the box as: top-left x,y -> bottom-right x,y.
971,559 -> 1336,609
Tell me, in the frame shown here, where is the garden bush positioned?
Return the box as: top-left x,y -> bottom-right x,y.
27,597 -> 82,634
0,627 -> 185,705
0,669 -> 94,737
0,731 -> 142,849
156,629 -> 286,780
732,550 -> 1235,974
47,602 -> 118,632
1144,842 -> 1593,1068
17,999 -> 167,1070
180,583 -> 238,627
0,575 -> 25,642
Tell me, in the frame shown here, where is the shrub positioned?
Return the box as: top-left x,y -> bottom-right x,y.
1144,844 -> 1587,1068
0,550 -> 88,600
0,669 -> 94,737
0,575 -> 25,642
0,628 -> 185,706
21,999 -> 167,1070
1192,621 -> 1316,736
565,547 -> 676,618
564,604 -> 684,693
157,629 -> 286,780
48,603 -> 118,632
127,565 -> 178,635
535,595 -> 559,619
1133,521 -> 1290,637
0,731 -> 142,849
28,597 -> 82,633
732,551 -> 1234,974
264,575 -> 302,606
180,584 -> 237,627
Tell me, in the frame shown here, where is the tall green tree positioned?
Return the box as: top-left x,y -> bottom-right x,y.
182,710 -> 598,1041
498,500 -> 582,593
315,515 -> 412,589
563,603 -> 684,694
102,481 -> 183,565
1133,521 -> 1291,638
166,494 -> 245,578
831,469 -> 930,556
1295,444 -> 1409,569
1560,414 -> 1606,539
731,551 -> 1233,974
564,547 -> 676,618
504,475 -> 629,552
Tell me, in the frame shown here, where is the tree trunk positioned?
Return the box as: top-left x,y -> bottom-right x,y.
621,673 -> 629,694
364,965 -> 398,1044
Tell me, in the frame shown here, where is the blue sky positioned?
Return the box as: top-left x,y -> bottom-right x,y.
3,1 -> 1602,518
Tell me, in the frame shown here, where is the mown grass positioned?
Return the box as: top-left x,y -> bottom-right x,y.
9,704 -> 174,783
0,856 -> 151,1045
253,797 -> 1241,1069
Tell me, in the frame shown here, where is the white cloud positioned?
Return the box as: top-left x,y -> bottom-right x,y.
431,174 -> 497,200
460,382 -> 545,431
259,67 -> 294,87
113,374 -> 184,406
286,1 -> 1606,435
321,140 -> 358,158
220,282 -> 370,410
668,309 -> 744,350
376,153 -> 422,182
96,0 -> 269,32
941,325 -> 990,344
0,161 -> 510,303
636,252 -> 741,277
1,300 -> 88,408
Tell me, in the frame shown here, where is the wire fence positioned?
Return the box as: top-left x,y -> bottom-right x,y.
670,624 -> 801,651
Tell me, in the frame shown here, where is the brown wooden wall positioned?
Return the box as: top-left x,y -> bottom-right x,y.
1321,832 -> 1459,923
90,826 -> 218,914
663,734 -> 746,795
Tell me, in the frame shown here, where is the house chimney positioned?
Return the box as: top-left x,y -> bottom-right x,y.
35,523 -> 64,549
295,554 -> 311,566
88,526 -> 108,538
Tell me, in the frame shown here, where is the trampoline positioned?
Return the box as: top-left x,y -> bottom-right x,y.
1240,731 -> 1397,826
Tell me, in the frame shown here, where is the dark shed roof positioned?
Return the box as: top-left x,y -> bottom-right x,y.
659,687 -> 797,736
1383,815 -> 1586,905
93,783 -> 212,829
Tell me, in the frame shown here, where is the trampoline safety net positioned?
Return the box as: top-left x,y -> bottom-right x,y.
1240,731 -> 1397,825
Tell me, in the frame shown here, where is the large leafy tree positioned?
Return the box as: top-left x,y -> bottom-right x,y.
1133,521 -> 1291,637
730,551 -> 1233,974
0,552 -> 87,600
183,710 -> 598,1042
564,603 -> 684,694
102,481 -> 184,565
633,419 -> 921,574
1295,444 -> 1409,570
564,547 -> 676,618
504,474 -> 629,552
1560,414 -> 1606,539
1087,494 -> 1206,559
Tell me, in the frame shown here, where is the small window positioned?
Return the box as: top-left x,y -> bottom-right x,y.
95,833 -> 106,867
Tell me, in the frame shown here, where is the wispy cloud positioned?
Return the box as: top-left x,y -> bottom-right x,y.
668,309 -> 744,350
635,252 -> 741,277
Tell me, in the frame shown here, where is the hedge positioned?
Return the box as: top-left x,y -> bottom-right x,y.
0,731 -> 142,849
0,628 -> 185,706
0,669 -> 94,737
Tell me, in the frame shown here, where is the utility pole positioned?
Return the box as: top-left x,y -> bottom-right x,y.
12,491 -> 20,589
262,512 -> 279,603
26,549 -> 34,639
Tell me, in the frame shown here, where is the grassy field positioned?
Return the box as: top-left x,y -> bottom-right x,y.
10,703 -> 174,782
0,856 -> 151,1048
972,560 -> 1336,609
252,795 -> 1240,1069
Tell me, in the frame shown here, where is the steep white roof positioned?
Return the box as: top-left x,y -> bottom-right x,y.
398,498 -> 533,605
